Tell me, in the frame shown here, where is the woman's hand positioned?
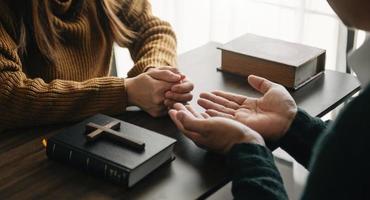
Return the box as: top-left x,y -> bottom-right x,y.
126,66 -> 194,117
164,77 -> 194,108
147,67 -> 194,108
126,68 -> 182,117
198,75 -> 297,141
169,103 -> 265,154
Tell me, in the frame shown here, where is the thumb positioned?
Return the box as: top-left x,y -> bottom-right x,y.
148,69 -> 182,83
248,75 -> 275,94
177,111 -> 208,134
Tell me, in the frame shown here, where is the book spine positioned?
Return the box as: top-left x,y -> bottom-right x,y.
46,139 -> 129,186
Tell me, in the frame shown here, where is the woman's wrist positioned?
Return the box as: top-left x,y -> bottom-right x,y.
125,77 -> 136,106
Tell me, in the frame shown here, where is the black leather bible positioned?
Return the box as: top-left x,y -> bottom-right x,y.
46,114 -> 176,187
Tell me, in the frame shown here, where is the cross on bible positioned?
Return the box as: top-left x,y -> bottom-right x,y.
85,121 -> 145,151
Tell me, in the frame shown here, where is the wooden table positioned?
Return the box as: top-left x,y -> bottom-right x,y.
0,42 -> 361,200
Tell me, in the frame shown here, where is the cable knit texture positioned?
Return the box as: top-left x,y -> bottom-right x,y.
0,0 -> 177,131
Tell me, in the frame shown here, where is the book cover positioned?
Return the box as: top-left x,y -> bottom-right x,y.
46,114 -> 176,187
218,33 -> 326,89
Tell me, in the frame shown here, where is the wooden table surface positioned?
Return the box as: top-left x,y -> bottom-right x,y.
0,42 -> 361,200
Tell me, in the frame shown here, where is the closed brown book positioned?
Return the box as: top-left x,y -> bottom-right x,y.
218,34 -> 326,90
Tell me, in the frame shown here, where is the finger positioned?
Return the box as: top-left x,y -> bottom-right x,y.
164,99 -> 177,109
170,109 -> 204,143
148,69 -> 182,83
158,66 -> 181,74
164,66 -> 186,82
169,109 -> 185,130
173,102 -> 188,111
177,111 -> 209,134
153,82 -> 174,105
165,91 -> 193,102
171,81 -> 194,93
185,105 -> 203,119
248,75 -> 276,94
211,90 -> 247,105
206,109 -> 234,119
200,92 -> 240,109
158,81 -> 177,94
173,103 -> 197,118
173,103 -> 201,119
201,112 -> 210,119
158,67 -> 187,81
197,98 -> 236,115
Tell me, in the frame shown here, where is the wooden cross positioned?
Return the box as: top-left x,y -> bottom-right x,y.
85,121 -> 145,151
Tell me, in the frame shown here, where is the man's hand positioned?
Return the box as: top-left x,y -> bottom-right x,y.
169,103 -> 265,154
198,75 -> 298,141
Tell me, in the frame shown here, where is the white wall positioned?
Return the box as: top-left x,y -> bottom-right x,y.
115,0 -> 349,77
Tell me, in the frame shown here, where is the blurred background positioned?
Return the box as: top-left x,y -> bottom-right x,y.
115,0 -> 366,77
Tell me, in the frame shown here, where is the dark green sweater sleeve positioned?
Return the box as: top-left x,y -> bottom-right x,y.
228,85 -> 370,200
227,143 -> 288,200
301,85 -> 370,200
279,109 -> 329,168
225,109 -> 328,200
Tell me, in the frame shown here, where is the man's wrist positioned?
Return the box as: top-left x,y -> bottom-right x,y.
239,132 -> 266,147
281,107 -> 299,139
265,108 -> 298,150
278,108 -> 310,147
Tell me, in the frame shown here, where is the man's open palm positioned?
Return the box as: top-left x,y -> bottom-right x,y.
198,75 -> 298,141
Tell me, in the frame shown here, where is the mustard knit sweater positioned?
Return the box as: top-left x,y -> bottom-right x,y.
0,0 -> 177,131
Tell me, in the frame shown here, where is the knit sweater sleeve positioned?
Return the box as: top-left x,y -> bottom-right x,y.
119,0 -> 177,77
0,22 -> 127,131
227,143 -> 288,200
278,108 -> 330,168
